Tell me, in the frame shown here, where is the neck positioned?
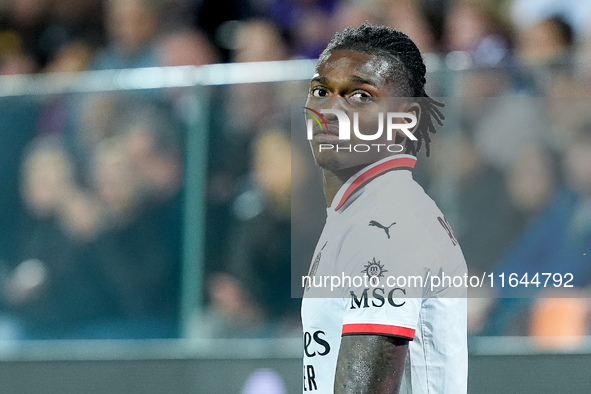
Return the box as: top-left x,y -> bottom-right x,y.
322,165 -> 366,207
321,155 -> 418,208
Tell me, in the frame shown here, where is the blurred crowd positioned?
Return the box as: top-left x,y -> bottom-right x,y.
1,0 -> 590,75
0,94 -> 184,339
0,0 -> 591,343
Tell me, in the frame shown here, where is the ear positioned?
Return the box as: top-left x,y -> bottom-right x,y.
397,101 -> 421,138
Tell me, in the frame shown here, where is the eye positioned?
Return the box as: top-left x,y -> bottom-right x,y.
349,91 -> 373,103
310,86 -> 329,98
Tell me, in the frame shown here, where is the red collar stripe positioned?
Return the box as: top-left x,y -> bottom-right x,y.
334,156 -> 416,211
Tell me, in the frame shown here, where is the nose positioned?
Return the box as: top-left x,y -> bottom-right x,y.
321,97 -> 348,123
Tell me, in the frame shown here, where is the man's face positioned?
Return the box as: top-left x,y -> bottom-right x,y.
305,50 -> 413,175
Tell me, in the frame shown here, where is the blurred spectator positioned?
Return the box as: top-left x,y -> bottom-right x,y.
40,0 -> 104,65
203,28 -> 295,311
6,136 -> 107,339
330,0 -> 381,34
510,0 -> 591,37
517,16 -> 574,67
444,1 -> 512,63
383,0 -> 442,54
514,16 -> 578,99
506,143 -> 559,220
121,104 -> 184,271
44,40 -> 93,73
82,135 -> 180,338
35,39 -> 95,158
0,0 -> 50,73
203,272 -> 267,338
206,17 -> 292,223
266,0 -> 338,59
157,29 -> 220,67
482,124 -> 591,335
3,94 -> 185,339
0,52 -> 37,75
225,19 -> 291,138
59,190 -> 105,243
469,97 -> 551,173
70,93 -> 131,179
444,3 -> 515,99
91,137 -> 142,224
429,133 -> 521,276
122,112 -> 183,202
204,130 -> 302,337
92,0 -> 164,69
76,94 -> 122,149
20,137 -> 76,220
0,0 -> 103,73
232,19 -> 290,63
544,96 -> 591,156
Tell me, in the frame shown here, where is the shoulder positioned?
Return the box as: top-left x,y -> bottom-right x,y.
369,171 -> 443,240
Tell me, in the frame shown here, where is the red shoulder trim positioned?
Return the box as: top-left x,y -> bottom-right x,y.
342,323 -> 415,340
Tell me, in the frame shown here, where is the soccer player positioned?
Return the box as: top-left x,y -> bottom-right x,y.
301,24 -> 468,393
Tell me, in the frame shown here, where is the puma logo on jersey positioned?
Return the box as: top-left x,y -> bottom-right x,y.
368,220 -> 396,239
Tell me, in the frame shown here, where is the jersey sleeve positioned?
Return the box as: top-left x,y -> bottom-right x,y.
336,210 -> 437,341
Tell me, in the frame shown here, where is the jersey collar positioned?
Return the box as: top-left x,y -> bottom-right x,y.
331,154 -> 417,212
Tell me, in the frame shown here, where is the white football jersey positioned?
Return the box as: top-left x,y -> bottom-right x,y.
301,154 -> 467,393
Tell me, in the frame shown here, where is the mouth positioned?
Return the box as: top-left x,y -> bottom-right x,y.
313,126 -> 341,143
313,125 -> 339,137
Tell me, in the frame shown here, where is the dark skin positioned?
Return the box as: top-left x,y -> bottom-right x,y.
335,336 -> 409,394
305,50 -> 421,206
305,50 -> 419,393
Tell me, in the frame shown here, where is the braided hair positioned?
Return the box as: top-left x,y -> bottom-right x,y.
317,23 -> 444,157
